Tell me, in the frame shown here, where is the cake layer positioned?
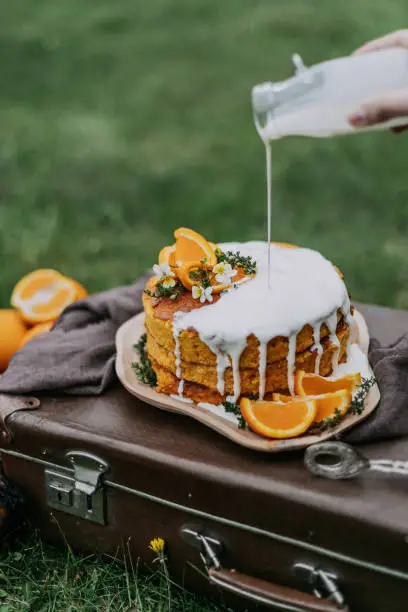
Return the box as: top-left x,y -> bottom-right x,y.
147,323 -> 350,399
143,290 -> 347,368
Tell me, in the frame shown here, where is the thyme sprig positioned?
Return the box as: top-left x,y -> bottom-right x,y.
312,376 -> 376,433
215,248 -> 256,276
144,279 -> 186,301
188,258 -> 212,289
222,401 -> 247,429
132,333 -> 157,387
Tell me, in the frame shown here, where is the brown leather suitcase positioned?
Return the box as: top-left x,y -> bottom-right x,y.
0,303 -> 408,612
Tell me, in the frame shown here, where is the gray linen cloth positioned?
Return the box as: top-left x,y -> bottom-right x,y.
0,274 -> 149,396
0,274 -> 406,444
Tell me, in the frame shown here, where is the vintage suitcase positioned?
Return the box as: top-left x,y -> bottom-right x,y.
0,303 -> 408,612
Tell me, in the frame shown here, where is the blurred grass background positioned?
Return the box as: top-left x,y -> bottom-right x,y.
1,1 -> 408,308
1,2 -> 407,609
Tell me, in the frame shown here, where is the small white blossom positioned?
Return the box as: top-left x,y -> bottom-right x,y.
162,277 -> 176,289
212,262 -> 237,285
153,262 -> 175,281
192,285 -> 213,303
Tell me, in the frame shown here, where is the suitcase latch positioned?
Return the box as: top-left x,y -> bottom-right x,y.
45,451 -> 109,525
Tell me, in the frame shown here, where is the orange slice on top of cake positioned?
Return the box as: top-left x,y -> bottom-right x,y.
137,227 -> 371,438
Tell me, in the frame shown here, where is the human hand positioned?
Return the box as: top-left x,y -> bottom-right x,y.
347,30 -> 408,133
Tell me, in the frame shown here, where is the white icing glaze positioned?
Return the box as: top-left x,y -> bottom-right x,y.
172,314 -> 185,398
326,311 -> 341,374
258,341 -> 267,399
215,350 -> 229,396
226,342 -> 246,403
172,241 -> 350,401
341,293 -> 353,362
170,394 -> 193,404
329,342 -> 372,399
266,142 -> 272,288
287,333 -> 297,395
312,322 -> 323,375
173,324 -> 182,379
197,402 -> 239,424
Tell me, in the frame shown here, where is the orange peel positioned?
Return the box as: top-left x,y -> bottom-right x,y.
240,396 -> 317,439
295,370 -> 361,397
11,269 -> 78,324
174,227 -> 217,267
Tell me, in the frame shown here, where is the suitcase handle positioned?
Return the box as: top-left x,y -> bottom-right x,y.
208,568 -> 347,611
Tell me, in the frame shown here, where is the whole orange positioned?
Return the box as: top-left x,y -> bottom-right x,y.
20,321 -> 54,347
0,309 -> 27,372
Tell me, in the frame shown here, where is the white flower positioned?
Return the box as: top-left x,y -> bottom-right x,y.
153,262 -> 175,281
212,262 -> 237,285
192,285 -> 213,303
162,277 -> 176,289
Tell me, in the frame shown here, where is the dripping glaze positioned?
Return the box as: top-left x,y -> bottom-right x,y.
169,241 -> 351,401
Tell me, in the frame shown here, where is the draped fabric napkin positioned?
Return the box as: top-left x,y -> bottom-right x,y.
0,273 -> 407,444
0,274 -> 150,396
344,336 -> 408,443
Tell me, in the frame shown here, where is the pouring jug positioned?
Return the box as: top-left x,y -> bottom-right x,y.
252,48 -> 408,140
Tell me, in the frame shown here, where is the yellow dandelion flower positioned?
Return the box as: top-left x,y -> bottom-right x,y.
149,537 -> 165,554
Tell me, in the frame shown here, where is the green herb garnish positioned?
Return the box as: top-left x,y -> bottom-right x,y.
348,376 -> 376,415
188,259 -> 212,288
215,248 -> 256,276
132,333 -> 157,387
312,376 -> 376,432
222,401 -> 247,429
144,279 -> 186,301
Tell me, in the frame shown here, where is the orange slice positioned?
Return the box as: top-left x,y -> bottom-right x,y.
295,370 -> 361,397
272,242 -> 298,249
177,260 -> 253,293
274,389 -> 352,422
70,279 -> 88,301
159,245 -> 176,265
0,309 -> 27,372
174,228 -> 217,267
11,270 -> 77,324
313,388 -> 352,422
176,261 -> 206,291
240,396 -> 317,439
21,321 -> 54,347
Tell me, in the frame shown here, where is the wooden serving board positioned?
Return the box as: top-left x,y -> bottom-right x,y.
115,310 -> 380,452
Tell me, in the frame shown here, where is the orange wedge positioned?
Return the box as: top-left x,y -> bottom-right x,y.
21,321 -> 54,347
11,269 -> 78,324
313,388 -> 352,422
240,396 -> 317,439
159,245 -> 176,266
177,261 -> 206,291
70,279 -> 88,301
295,370 -> 361,397
274,389 -> 352,422
177,260 -> 253,293
174,228 -> 217,267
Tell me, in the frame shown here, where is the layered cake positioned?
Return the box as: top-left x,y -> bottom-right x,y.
142,228 -> 353,407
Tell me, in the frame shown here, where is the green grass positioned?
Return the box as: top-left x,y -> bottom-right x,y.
1,1 -> 408,308
1,1 -> 408,609
0,533 -> 221,611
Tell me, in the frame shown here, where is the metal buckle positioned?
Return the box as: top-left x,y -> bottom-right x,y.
45,451 -> 109,525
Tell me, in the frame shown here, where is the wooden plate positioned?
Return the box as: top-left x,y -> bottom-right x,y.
115,310 -> 380,452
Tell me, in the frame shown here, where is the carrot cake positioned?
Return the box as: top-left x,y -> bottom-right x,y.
142,228 -> 352,407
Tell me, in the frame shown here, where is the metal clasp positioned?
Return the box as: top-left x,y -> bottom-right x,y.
180,525 -> 223,570
305,441 -> 408,480
45,451 -> 109,525
294,563 -> 346,607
